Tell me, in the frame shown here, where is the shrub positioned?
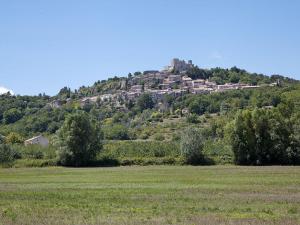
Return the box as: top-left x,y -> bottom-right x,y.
102,140 -> 180,158
5,132 -> 24,144
3,108 -> 23,124
103,124 -> 129,140
13,159 -> 58,168
93,155 -> 120,167
203,139 -> 233,164
119,157 -> 181,166
180,127 -> 205,164
0,144 -> 18,166
186,114 -> 199,123
138,130 -> 151,140
13,145 -> 57,160
153,134 -> 165,141
151,112 -> 163,122
172,133 -> 181,142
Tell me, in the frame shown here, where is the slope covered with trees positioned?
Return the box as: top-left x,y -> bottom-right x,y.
0,65 -> 299,167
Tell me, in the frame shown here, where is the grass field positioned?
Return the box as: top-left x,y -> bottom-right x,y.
0,166 -> 299,225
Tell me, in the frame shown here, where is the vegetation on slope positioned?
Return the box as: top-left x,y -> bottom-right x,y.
0,66 -> 299,167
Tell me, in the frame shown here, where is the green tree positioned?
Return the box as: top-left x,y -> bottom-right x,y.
180,127 -> 204,164
134,71 -> 142,76
58,86 -> 71,99
188,99 -> 209,115
5,132 -> 24,144
3,108 -> 23,124
137,93 -> 154,112
252,109 -> 273,164
230,110 -> 256,165
56,112 -> 102,166
187,66 -> 211,80
229,72 -> 240,83
230,108 -> 300,165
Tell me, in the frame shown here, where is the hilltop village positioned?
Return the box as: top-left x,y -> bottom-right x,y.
0,58 -> 298,164
48,58 -> 280,110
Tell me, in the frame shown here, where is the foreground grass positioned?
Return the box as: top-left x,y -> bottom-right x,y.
0,166 -> 299,225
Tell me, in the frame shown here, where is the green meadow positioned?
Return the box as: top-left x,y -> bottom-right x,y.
0,166 -> 299,225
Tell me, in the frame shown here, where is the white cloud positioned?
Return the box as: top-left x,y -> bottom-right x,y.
0,86 -> 14,95
210,51 -> 223,60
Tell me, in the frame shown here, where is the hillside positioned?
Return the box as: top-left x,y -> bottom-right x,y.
1,58 -> 300,166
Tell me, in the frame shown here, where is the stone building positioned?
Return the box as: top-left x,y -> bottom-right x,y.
24,135 -> 49,147
164,58 -> 193,73
130,85 -> 143,92
192,79 -> 206,88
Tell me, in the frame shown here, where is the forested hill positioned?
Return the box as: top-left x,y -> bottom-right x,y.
1,61 -> 300,166
0,64 -> 299,140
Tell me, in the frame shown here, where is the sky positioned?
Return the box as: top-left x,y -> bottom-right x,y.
1,0 -> 300,95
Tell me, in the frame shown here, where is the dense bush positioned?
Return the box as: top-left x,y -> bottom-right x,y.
153,134 -> 165,141
0,144 -> 19,165
203,139 -> 233,164
3,108 -> 23,124
5,132 -> 24,144
103,124 -> 129,140
102,140 -> 180,158
119,157 -> 182,166
13,145 -> 56,160
13,159 -> 57,168
151,112 -> 163,122
180,127 -> 205,164
186,114 -> 199,123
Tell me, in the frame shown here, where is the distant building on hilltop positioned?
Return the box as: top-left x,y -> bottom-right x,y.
164,58 -> 193,73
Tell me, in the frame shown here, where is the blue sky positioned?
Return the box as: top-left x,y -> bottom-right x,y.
1,0 -> 300,95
